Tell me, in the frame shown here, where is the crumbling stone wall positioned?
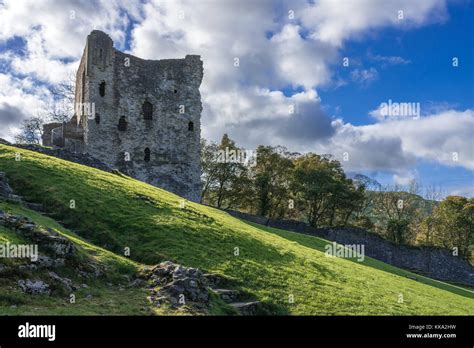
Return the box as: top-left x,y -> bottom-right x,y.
44,30 -> 203,202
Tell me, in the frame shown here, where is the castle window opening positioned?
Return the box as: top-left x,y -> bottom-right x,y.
144,148 -> 151,162
188,121 -> 194,131
174,89 -> 178,94
95,113 -> 100,124
99,81 -> 106,97
118,116 -> 127,131
143,101 -> 153,120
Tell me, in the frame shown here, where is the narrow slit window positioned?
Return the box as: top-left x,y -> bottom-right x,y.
143,101 -> 153,120
95,113 -> 100,124
144,148 -> 151,162
99,81 -> 106,97
118,116 -> 127,131
188,121 -> 194,131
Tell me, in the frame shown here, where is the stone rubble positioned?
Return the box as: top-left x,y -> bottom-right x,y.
147,261 -> 210,309
17,279 -> 51,296
144,261 -> 262,315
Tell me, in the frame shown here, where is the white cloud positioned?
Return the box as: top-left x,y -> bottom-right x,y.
0,73 -> 52,140
300,0 -> 447,46
0,0 -> 141,84
311,110 -> 474,174
0,0 -> 469,189
368,53 -> 411,66
350,67 -> 379,86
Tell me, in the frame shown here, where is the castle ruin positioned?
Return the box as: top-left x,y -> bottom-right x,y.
42,30 -> 203,202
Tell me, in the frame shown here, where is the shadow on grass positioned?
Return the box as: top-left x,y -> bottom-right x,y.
241,219 -> 474,300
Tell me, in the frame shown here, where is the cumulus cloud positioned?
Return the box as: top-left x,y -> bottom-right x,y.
311,110 -> 474,173
300,0 -> 447,46
0,0 -> 143,85
0,0 -> 468,186
0,73 -> 52,140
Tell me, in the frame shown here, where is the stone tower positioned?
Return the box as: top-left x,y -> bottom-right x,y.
46,30 -> 203,202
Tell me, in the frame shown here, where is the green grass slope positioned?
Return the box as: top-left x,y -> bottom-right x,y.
0,201 -> 150,315
0,144 -> 473,315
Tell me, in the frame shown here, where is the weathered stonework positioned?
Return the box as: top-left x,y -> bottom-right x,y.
43,30 -> 203,202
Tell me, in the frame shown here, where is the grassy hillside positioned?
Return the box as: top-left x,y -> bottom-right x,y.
0,144 -> 473,315
0,201 -> 151,315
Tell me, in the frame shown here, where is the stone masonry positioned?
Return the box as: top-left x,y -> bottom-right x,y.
42,30 -> 203,202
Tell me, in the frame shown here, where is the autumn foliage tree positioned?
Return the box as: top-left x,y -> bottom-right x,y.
419,196 -> 473,258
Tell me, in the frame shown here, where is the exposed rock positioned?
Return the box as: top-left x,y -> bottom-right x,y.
229,301 -> 262,315
213,289 -> 240,303
147,261 -> 210,310
0,172 -> 15,199
48,271 -> 77,292
19,255 -> 65,271
18,279 -> 51,295
144,261 -> 261,315
129,278 -> 146,288
203,273 -> 230,289
24,202 -> 44,212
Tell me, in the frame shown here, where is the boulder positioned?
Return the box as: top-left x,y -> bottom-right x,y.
18,279 -> 51,295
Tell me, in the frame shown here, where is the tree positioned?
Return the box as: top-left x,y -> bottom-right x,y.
200,138 -> 219,203
373,181 -> 422,244
249,145 -> 294,218
47,73 -> 76,123
421,196 -> 473,258
200,134 -> 249,209
14,117 -> 44,144
291,153 -> 362,228
351,174 -> 381,229
14,73 -> 76,145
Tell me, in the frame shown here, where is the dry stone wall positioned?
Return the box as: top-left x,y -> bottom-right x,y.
226,209 -> 474,286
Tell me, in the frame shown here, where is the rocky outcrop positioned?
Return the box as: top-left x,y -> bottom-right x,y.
0,209 -> 105,297
18,279 -> 51,295
0,172 -> 44,211
0,210 -> 75,260
144,261 -> 261,315
147,261 -> 210,310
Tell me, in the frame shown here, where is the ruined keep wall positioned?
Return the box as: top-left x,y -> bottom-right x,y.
78,31 -> 203,202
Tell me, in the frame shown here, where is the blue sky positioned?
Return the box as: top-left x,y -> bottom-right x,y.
0,0 -> 472,197
322,1 -> 473,124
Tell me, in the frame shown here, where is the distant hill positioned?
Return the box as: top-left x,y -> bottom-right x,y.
363,190 -> 438,227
